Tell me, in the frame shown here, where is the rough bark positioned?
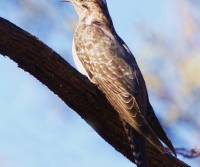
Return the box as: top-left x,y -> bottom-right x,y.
0,17 -> 190,167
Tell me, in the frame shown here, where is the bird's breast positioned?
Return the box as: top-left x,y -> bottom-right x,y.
72,37 -> 90,79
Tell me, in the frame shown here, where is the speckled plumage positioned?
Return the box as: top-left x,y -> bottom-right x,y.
70,0 -> 176,166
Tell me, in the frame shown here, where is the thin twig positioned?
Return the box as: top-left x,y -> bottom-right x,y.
176,148 -> 200,159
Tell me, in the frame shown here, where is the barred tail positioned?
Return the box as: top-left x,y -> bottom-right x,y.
123,122 -> 149,167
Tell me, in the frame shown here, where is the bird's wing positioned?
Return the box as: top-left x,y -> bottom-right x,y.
117,37 -> 176,155
146,104 -> 176,155
74,24 -> 165,153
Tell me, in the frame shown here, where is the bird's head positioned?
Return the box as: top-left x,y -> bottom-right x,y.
64,0 -> 108,19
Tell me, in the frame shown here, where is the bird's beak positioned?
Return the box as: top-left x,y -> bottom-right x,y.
62,0 -> 71,2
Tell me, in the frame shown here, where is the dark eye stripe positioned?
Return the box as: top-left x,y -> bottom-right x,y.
82,4 -> 89,9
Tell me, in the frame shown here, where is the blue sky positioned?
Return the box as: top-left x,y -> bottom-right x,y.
0,0 -> 198,167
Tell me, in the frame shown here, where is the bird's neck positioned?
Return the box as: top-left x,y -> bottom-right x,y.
82,14 -> 111,27
78,3 -> 114,31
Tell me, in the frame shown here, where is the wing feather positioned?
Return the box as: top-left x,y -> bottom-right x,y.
74,24 -> 166,153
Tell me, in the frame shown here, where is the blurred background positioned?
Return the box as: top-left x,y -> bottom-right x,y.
0,0 -> 199,166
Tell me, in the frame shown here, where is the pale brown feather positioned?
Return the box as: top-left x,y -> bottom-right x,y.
74,23 -> 166,153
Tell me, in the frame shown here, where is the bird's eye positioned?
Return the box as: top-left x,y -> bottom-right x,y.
82,4 -> 88,9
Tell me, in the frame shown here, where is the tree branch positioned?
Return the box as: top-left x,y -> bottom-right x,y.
0,17 -> 190,167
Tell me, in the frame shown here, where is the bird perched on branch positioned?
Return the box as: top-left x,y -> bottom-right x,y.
66,0 -> 176,166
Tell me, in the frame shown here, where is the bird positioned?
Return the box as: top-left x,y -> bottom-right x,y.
66,0 -> 176,166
